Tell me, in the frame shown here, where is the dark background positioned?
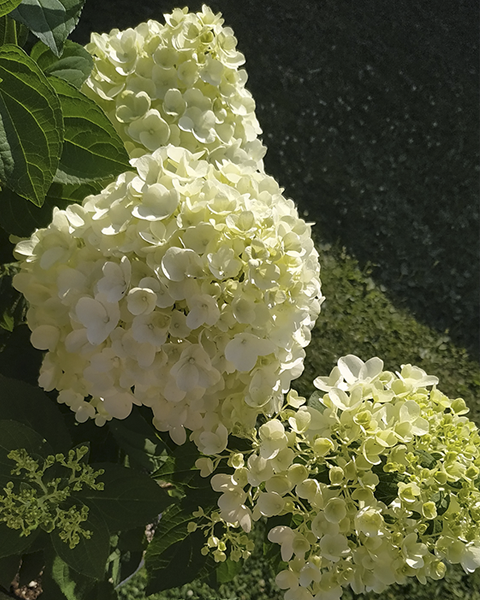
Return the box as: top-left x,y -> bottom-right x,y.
73,0 -> 479,359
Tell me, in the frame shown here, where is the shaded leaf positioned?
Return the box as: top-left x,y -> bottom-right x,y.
18,550 -> 44,586
0,553 -> 20,587
145,504 -> 215,594
151,438 -> 219,512
49,76 -> 131,185
0,181 -> 100,236
31,39 -> 93,88
0,523 -> 38,559
10,0 -> 86,57
0,0 -> 22,18
0,262 -> 25,331
0,374 -> 72,453
216,557 -> 243,584
44,551 -> 116,600
0,44 -> 63,206
0,324 -> 43,386
78,463 -> 172,534
0,13 -> 28,45
108,408 -> 171,472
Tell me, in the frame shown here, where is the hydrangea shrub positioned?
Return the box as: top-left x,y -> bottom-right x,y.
196,356 -> 480,599
13,146 -> 322,452
6,3 -> 480,598
83,5 -> 266,168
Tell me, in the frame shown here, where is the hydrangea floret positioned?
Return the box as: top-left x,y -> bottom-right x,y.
83,5 -> 265,168
13,146 -> 322,452
0,446 -> 104,549
195,356 -> 480,599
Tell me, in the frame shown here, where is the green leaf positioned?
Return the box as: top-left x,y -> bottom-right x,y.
44,552 -> 116,600
31,39 -> 93,88
47,180 -> 103,202
0,522 -> 38,558
108,408 -> 171,472
48,76 -> 131,185
51,502 -> 110,581
151,438 -> 218,512
0,0 -> 22,18
0,553 -> 20,587
145,504 -> 214,594
216,557 -> 243,584
0,418 -> 51,456
0,44 -> 63,206
0,419 -> 53,490
18,550 -> 44,586
0,186 -> 67,236
0,181 -> 101,236
10,0 -> 86,57
307,390 -> 324,412
0,15 -> 29,47
0,263 -> 25,332
78,463 -> 172,534
107,526 -> 145,587
0,324 -> 43,386
0,374 -> 72,453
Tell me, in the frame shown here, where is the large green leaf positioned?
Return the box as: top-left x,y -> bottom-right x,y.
151,437 -> 219,513
78,463 -> 172,534
108,408 -> 171,472
216,557 -> 243,584
31,39 -> 93,88
49,76 -> 131,185
145,504 -> 215,594
10,0 -> 86,57
18,550 -> 44,587
0,45 -> 63,206
0,553 -> 20,588
44,552 -> 117,600
0,522 -> 39,559
0,15 -> 29,47
0,0 -> 22,18
51,502 -> 110,581
0,181 -> 100,236
0,324 -> 44,386
0,375 -> 72,453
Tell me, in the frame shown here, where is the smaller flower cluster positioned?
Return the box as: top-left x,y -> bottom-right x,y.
196,356 -> 480,599
84,5 -> 265,168
0,446 -> 104,548
13,146 -> 322,451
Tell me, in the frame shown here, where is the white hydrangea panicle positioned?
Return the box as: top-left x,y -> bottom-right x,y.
195,356 -> 480,599
83,5 -> 266,168
13,146 -> 322,451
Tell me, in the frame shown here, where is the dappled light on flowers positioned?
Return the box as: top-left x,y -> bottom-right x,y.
193,357 -> 480,599
13,145 -> 322,452
83,5 -> 266,168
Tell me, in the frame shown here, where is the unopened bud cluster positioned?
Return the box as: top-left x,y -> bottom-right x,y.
0,446 -> 104,549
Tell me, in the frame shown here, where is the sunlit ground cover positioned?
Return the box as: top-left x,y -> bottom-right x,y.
117,238 -> 480,600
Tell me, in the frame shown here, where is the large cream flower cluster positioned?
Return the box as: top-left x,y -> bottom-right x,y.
83,5 -> 265,168
198,356 -> 480,599
13,146 -> 322,451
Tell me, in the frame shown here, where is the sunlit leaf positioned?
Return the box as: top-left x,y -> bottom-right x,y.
0,44 -> 63,206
